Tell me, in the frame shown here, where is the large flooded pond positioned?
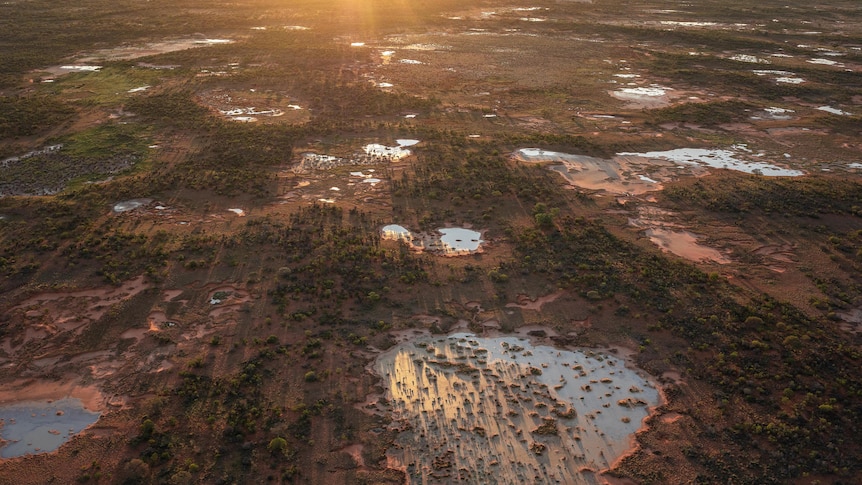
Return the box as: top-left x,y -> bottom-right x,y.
369,332 -> 661,484
513,148 -> 661,195
616,147 -> 805,177
382,225 -> 484,255
0,398 -> 100,458
514,145 -> 803,195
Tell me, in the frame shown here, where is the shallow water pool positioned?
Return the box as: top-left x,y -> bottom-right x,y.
370,332 -> 661,484
0,398 -> 100,458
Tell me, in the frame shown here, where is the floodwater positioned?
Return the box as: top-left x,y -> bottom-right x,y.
438,228 -> 484,253
369,332 -> 661,484
364,139 -> 419,161
382,224 -> 412,242
609,86 -> 672,108
517,145 -> 804,194
381,225 -> 484,255
296,140 -> 420,172
616,147 -> 804,177
514,149 -> 661,195
0,398 -> 100,458
39,38 -> 234,77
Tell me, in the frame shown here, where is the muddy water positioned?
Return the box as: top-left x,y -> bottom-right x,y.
0,398 -> 99,458
514,149 -> 661,195
371,333 -> 660,484
644,228 -> 730,264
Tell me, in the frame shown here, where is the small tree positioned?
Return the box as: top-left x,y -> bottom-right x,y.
268,437 -> 288,455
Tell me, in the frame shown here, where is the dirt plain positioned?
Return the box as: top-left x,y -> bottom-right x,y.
1,0 -> 861,484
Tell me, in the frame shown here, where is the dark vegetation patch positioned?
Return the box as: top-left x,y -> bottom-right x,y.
0,95 -> 76,140
647,100 -> 758,126
662,175 -> 862,216
0,123 -> 150,196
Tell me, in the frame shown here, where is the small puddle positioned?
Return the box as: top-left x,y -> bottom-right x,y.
367,332 -> 661,484
659,21 -> 719,27
113,198 -> 152,213
207,286 -> 252,319
0,398 -> 100,458
729,54 -> 770,64
817,106 -> 852,116
609,86 -> 672,108
752,70 -> 805,84
776,77 -> 805,84
808,58 -> 842,66
199,89 -> 309,124
751,107 -> 795,120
